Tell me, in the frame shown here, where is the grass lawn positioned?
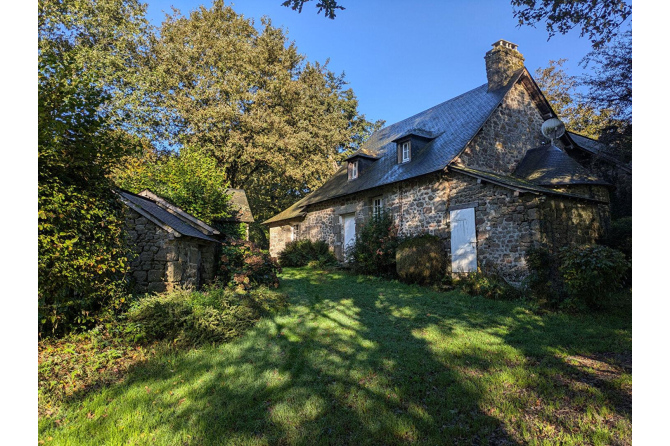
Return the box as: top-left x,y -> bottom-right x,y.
39,267 -> 631,445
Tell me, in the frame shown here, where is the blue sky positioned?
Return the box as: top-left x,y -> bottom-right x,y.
147,0 -> 628,126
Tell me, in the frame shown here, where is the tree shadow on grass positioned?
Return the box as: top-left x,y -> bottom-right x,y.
42,269 -> 630,445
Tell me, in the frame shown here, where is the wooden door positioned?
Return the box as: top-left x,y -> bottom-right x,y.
450,208 -> 477,273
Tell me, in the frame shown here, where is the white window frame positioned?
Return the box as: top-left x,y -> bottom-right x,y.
401,141 -> 411,163
373,197 -> 383,218
350,161 -> 359,180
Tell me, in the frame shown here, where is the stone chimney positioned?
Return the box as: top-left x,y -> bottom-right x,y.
484,40 -> 525,91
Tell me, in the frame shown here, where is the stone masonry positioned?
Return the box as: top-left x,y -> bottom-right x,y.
125,208 -> 218,293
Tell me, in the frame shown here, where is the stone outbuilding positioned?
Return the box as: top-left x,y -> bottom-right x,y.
264,40 -> 621,283
120,189 -> 224,293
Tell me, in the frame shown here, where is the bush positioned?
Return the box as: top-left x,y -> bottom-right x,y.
524,244 -> 630,311
523,247 -> 565,307
600,217 -> 632,259
559,244 -> 630,311
278,239 -> 338,267
219,240 -> 281,289
347,211 -> 400,277
39,180 -> 132,337
396,234 -> 445,285
455,269 -> 522,301
127,286 -> 288,346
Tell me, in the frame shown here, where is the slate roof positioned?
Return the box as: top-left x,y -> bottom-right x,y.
514,145 -> 610,186
264,73 -> 522,224
220,189 -> 255,223
567,132 -> 632,173
118,190 -> 220,242
449,165 -> 608,203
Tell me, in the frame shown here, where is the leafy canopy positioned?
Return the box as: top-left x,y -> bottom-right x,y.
511,0 -> 631,49
144,0 -> 382,225
112,145 -> 232,224
38,0 -> 151,335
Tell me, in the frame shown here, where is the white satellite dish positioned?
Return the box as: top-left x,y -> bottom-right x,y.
541,118 -> 566,142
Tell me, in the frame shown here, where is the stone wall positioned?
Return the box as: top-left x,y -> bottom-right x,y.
538,194 -> 609,251
444,172 -> 543,282
268,170 -> 608,284
125,209 -> 219,293
454,82 -> 546,174
268,172 -> 453,260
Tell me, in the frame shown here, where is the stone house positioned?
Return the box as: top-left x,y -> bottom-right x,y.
264,40 -> 618,283
120,189 -> 253,293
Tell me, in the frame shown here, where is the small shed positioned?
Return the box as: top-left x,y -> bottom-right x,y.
119,189 -> 222,293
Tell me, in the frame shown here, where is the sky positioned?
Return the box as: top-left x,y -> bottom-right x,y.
143,0 -> 631,126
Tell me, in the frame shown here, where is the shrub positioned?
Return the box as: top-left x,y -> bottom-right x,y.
348,211 -> 400,277
127,286 -> 288,346
278,239 -> 338,267
38,180 -> 132,337
219,240 -> 281,289
600,217 -> 632,259
524,244 -> 630,311
523,247 -> 565,307
455,269 -> 522,301
396,234 -> 445,285
559,244 -> 630,311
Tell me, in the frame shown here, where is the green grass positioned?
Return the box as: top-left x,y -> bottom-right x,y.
39,267 -> 631,445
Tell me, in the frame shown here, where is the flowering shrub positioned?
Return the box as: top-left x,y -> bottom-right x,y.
219,240 -> 281,289
347,211 -> 400,277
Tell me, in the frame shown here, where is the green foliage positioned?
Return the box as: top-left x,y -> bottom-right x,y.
145,0 -> 382,225
278,239 -> 338,267
395,234 -> 445,285
534,59 -> 621,140
127,286 -> 288,346
38,0 -> 149,336
281,0 -> 344,19
38,323 -> 152,416
524,245 -> 630,311
347,212 -> 400,277
219,241 -> 282,290
455,269 -> 522,301
523,247 -> 565,307
511,0 -> 631,49
112,145 -> 233,224
215,222 -> 248,241
600,217 -> 632,259
559,245 -> 630,311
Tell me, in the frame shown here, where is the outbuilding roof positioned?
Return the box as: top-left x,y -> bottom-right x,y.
118,190 -> 220,242
514,145 -> 610,186
220,189 -> 255,223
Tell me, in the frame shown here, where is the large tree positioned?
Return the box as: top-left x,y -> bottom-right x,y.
144,0 -> 381,229
38,0 -> 150,335
112,145 -> 233,224
511,0 -> 631,49
534,59 -> 618,140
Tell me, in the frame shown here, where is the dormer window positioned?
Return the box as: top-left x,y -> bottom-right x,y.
398,140 -> 411,163
348,160 -> 359,180
402,142 -> 411,162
